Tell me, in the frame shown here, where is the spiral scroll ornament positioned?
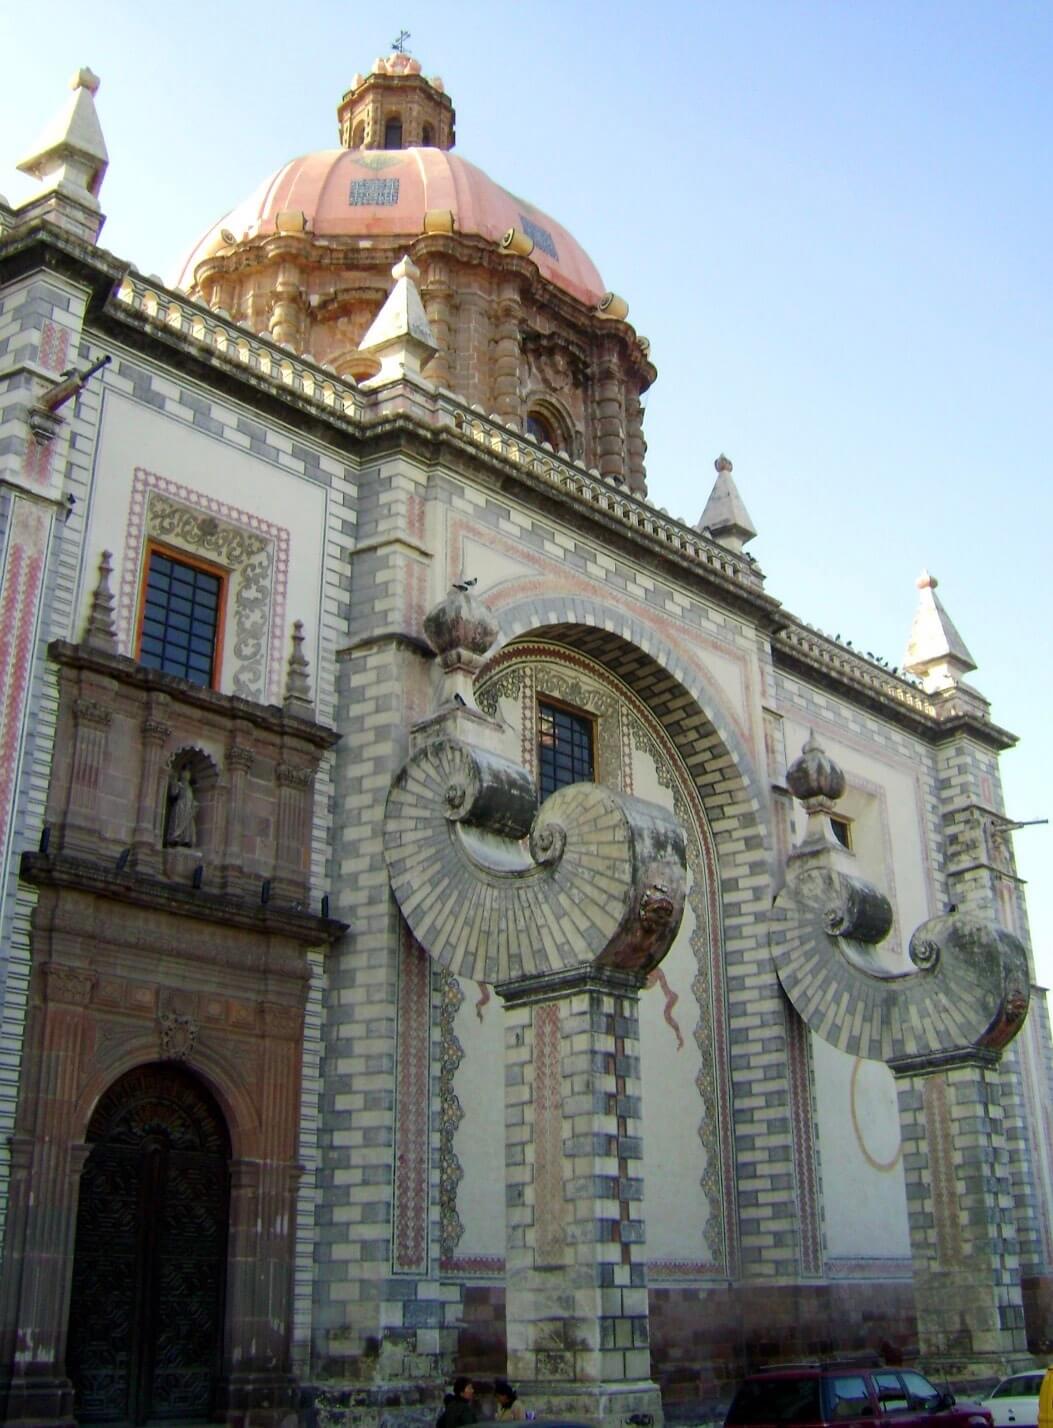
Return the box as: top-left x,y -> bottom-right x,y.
384,737 -> 687,984
771,874 -> 1031,1070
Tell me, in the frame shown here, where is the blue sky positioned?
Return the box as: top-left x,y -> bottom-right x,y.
2,1 -> 1049,990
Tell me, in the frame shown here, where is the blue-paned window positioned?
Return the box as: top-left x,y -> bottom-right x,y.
538,701 -> 594,800
138,548 -> 223,688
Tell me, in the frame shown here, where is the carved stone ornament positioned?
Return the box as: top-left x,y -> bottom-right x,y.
771,865 -> 1031,1071
383,736 -> 687,983
44,963 -> 96,1006
786,730 -> 846,803
423,585 -> 500,659
159,1012 -> 197,1062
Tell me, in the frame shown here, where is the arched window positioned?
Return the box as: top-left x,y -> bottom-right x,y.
526,411 -> 557,447
422,123 -> 434,147
351,121 -> 365,148
383,114 -> 403,150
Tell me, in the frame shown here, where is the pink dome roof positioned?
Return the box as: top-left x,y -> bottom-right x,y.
175,147 -> 606,307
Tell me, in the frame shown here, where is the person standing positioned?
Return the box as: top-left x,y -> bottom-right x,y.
438,1377 -> 478,1428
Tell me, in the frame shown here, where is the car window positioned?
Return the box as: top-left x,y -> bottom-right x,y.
901,1373 -> 941,1409
997,1376 -> 1045,1397
824,1376 -> 874,1421
727,1379 -> 822,1425
873,1373 -> 909,1412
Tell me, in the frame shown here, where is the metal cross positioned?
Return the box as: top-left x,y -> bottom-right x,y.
392,29 -> 411,53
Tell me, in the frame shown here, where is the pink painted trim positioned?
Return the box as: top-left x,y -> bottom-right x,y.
439,1255 -> 505,1277
0,502 -> 49,868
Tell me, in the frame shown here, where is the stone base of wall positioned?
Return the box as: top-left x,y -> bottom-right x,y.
1022,1274 -> 1053,1353
303,1280 -> 920,1427
458,1285 -> 507,1377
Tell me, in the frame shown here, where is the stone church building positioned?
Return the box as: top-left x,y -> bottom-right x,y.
0,53 -> 1049,1428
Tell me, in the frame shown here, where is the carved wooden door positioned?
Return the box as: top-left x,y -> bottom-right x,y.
67,1064 -> 230,1424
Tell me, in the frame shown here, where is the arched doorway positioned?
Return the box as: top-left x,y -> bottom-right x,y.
67,1063 -> 231,1424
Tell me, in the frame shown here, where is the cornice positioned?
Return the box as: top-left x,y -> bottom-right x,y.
49,640 -> 341,750
771,623 -> 1016,750
21,850 -> 347,945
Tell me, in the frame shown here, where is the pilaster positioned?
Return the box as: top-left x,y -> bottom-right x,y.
496,966 -> 663,1425
894,1061 -> 1031,1378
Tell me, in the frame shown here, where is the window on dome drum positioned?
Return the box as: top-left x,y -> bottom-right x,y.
526,411 -> 557,447
422,123 -> 434,146
830,816 -> 853,850
538,700 -> 595,800
137,545 -> 225,689
384,115 -> 403,149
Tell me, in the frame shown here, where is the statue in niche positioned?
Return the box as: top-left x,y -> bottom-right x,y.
165,766 -> 198,847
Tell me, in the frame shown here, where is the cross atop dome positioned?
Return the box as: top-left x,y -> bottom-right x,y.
337,51 -> 455,151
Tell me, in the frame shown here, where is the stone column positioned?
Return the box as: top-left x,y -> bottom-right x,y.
422,266 -> 454,390
132,698 -> 171,873
0,964 -> 95,1426
625,391 -> 646,495
273,762 -> 314,901
496,966 -> 662,1426
594,357 -> 625,483
60,692 -> 113,854
222,1003 -> 304,1423
220,729 -> 254,893
893,1060 -> 1031,1378
493,285 -> 522,424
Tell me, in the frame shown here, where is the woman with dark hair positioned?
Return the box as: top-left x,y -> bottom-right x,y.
438,1377 -> 478,1428
494,1380 -> 526,1421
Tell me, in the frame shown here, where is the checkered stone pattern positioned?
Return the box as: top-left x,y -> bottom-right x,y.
896,1063 -> 1028,1374
0,272 -> 101,1263
321,633 -> 449,1377
0,276 -> 84,500
501,971 -> 657,1394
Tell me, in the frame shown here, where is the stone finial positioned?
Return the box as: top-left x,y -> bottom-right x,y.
283,620 -> 314,715
423,582 -> 499,659
903,570 -> 977,692
16,67 -> 108,243
357,255 -> 439,382
697,453 -> 757,553
82,549 -> 119,654
786,731 -> 846,804
420,584 -> 500,714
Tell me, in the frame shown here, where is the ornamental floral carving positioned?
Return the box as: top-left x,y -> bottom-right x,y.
159,1011 -> 197,1061
438,969 -> 466,1262
146,491 -> 276,702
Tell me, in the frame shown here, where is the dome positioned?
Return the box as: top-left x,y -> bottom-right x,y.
175,147 -> 606,307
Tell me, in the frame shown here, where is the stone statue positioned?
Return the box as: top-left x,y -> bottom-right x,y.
165,767 -> 197,847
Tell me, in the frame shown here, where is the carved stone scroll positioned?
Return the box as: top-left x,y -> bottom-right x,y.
384,736 -> 686,983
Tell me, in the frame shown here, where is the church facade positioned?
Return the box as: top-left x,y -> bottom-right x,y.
0,56 -> 1050,1428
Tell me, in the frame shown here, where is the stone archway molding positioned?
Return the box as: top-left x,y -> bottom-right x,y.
384,735 -> 686,982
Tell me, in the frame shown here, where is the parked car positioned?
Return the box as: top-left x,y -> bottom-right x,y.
725,1363 -> 994,1428
983,1372 -> 1046,1428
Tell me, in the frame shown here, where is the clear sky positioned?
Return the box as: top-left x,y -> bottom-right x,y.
2,1 -> 1049,989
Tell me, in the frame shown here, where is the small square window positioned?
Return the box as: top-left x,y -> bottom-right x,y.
538,700 -> 595,800
831,816 -> 852,849
136,545 -> 225,688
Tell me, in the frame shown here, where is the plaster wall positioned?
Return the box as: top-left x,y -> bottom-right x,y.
80,385 -> 327,701
811,1036 -> 911,1260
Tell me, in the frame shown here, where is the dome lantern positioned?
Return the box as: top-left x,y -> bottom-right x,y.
337,52 -> 455,152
